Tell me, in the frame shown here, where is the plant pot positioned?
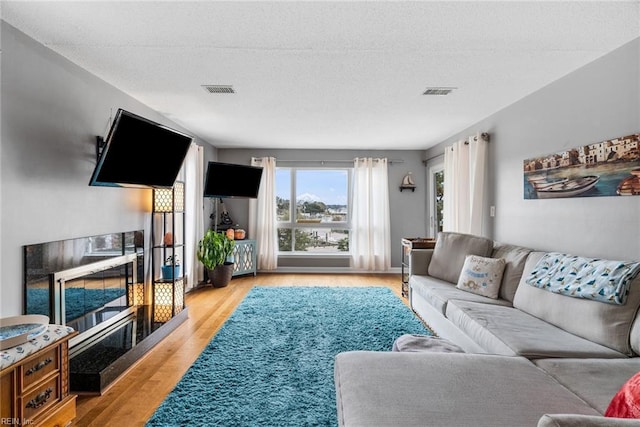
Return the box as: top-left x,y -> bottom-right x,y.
161,265 -> 181,280
208,262 -> 234,288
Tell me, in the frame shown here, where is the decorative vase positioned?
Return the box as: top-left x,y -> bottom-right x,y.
161,265 -> 181,280
234,229 -> 246,240
163,232 -> 174,246
208,262 -> 234,288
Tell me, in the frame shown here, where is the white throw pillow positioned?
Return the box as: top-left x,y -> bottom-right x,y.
456,255 -> 506,299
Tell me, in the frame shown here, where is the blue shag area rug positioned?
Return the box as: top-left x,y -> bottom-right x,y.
146,286 -> 431,427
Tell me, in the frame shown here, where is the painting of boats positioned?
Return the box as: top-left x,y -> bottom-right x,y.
617,168 -> 640,196
534,175 -> 599,199
524,133 -> 640,199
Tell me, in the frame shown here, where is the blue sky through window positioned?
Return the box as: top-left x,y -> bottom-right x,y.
276,169 -> 348,205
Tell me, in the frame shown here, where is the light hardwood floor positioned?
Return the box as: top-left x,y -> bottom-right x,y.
74,273 -> 403,426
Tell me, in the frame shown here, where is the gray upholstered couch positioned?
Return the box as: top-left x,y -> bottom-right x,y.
334,232 -> 640,426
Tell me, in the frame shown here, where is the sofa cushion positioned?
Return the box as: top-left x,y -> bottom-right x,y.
514,252 -> 640,356
334,351 -> 600,427
456,255 -> 505,299
491,242 -> 533,302
410,274 -> 511,317
535,358 -> 640,414
427,232 -> 493,284
445,300 -> 627,358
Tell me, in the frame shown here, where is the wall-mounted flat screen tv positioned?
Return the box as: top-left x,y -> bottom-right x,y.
204,161 -> 263,198
89,109 -> 193,188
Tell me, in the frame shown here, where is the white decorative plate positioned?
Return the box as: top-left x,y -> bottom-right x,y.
0,315 -> 49,350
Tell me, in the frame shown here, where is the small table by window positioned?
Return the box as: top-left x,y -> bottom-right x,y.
232,239 -> 257,277
401,238 -> 436,298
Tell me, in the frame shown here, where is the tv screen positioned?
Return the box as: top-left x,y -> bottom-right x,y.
89,109 -> 193,188
204,162 -> 263,198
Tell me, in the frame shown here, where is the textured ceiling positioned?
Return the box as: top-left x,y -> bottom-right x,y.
2,1 -> 639,150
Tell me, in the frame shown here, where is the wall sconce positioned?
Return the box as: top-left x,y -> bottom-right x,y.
153,181 -> 185,212
400,172 -> 416,192
153,278 -> 185,323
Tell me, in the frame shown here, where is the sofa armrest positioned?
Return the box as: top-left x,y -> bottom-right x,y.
538,414 -> 640,427
409,249 -> 433,276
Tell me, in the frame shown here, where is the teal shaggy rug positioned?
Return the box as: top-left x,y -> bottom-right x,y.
146,286 -> 431,426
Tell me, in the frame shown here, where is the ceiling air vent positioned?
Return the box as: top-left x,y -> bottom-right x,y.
202,85 -> 235,94
423,87 -> 456,96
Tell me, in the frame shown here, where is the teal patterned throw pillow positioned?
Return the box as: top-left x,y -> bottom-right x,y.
525,252 -> 640,305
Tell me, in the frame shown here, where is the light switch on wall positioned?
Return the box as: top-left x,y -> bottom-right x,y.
490,206 -> 496,217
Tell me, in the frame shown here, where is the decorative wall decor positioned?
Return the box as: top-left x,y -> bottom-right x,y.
523,133 -> 640,199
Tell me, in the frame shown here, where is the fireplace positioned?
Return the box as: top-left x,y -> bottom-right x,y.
24,231 -> 187,393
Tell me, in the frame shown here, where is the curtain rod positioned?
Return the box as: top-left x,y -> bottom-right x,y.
422,132 -> 491,165
272,159 -> 405,165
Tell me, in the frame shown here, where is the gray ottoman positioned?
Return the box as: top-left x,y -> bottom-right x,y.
392,334 -> 465,353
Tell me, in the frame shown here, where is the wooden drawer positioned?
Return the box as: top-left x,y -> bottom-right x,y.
1,370 -> 15,419
22,375 -> 60,420
34,395 -> 76,427
21,346 -> 60,390
2,332 -> 76,427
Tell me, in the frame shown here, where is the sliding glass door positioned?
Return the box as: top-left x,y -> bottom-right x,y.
428,162 -> 444,237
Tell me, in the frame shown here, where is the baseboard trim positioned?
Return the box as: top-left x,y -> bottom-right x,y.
258,267 -> 402,274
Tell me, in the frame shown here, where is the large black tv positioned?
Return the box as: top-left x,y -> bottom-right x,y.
89,109 -> 193,188
204,161 -> 263,198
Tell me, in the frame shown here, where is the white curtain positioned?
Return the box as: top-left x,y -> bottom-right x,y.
184,143 -> 205,289
249,157 -> 278,270
443,132 -> 488,235
351,158 -> 391,271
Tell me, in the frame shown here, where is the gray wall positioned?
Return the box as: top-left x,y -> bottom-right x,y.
0,23 -> 213,317
217,149 -> 428,268
425,37 -> 640,260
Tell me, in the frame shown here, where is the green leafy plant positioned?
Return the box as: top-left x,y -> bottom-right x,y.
197,229 -> 236,270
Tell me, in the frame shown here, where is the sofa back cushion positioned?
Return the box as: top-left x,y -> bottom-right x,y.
491,242 -> 533,302
427,232 -> 494,284
514,252 -> 640,355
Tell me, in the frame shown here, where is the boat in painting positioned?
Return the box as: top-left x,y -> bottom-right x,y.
527,175 -> 568,190
617,168 -> 640,196
534,175 -> 600,199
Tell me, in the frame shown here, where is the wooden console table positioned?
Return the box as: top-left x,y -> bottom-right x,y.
1,330 -> 77,427
401,238 -> 436,298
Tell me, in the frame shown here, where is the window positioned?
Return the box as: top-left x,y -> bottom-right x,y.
428,162 -> 445,236
276,168 -> 350,253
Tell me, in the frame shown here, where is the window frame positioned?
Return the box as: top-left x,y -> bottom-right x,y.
428,161 -> 445,237
276,166 -> 352,254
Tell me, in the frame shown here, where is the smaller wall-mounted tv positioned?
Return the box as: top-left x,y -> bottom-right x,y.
89,109 -> 193,188
204,162 -> 263,198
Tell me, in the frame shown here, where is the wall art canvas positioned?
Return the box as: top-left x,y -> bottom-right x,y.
524,133 -> 640,199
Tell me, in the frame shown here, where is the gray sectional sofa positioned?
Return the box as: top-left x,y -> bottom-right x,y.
334,232 -> 640,426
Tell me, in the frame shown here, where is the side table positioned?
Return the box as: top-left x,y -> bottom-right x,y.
401,237 -> 436,298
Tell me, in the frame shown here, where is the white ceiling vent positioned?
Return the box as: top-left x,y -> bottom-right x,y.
423,87 -> 457,96
202,85 -> 235,94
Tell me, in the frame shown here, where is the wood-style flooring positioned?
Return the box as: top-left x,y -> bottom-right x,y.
74,273 -> 402,426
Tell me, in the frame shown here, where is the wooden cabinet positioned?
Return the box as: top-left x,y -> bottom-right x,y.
401,238 -> 436,298
0,334 -> 76,427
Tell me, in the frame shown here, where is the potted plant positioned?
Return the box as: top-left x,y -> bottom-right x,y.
161,255 -> 181,280
197,229 -> 236,288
